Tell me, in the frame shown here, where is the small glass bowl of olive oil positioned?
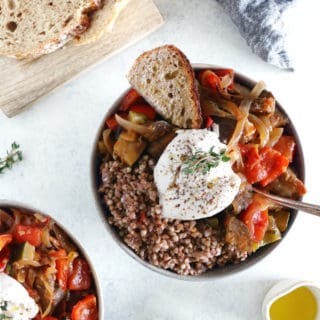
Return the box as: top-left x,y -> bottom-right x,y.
262,280 -> 320,320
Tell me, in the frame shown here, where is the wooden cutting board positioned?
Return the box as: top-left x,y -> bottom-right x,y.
0,0 -> 163,117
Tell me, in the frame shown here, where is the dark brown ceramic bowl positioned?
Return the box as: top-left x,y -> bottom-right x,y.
0,200 -> 104,318
91,64 -> 305,280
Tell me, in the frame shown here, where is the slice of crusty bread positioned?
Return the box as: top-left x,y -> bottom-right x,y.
74,0 -> 130,45
0,0 -> 101,59
127,45 -> 202,129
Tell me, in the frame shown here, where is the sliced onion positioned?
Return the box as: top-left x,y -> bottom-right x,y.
220,74 -> 233,91
53,288 -> 66,307
202,99 -> 234,118
34,212 -> 47,223
250,81 -> 266,98
259,115 -> 272,132
219,99 -> 243,120
35,275 -> 54,317
16,269 -> 26,283
233,83 -> 251,95
26,268 -> 37,288
227,144 -> 243,169
12,208 -> 22,228
227,99 -> 251,149
115,114 -> 152,135
13,260 -> 42,269
248,114 -> 270,148
267,127 -> 284,147
41,226 -> 51,247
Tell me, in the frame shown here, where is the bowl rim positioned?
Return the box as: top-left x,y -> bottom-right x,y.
0,199 -> 105,319
90,63 -> 305,281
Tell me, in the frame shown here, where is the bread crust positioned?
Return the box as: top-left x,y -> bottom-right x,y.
128,45 -> 202,129
74,0 -> 131,46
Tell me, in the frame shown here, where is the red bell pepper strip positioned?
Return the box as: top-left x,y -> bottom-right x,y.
69,258 -> 91,291
106,112 -> 128,131
213,68 -> 235,89
0,234 -> 12,252
105,115 -> 118,131
130,105 -> 156,121
56,258 -> 69,291
273,136 -> 295,162
13,225 -> 42,247
213,68 -> 235,78
259,147 -> 289,187
0,246 -> 10,272
204,116 -> 214,128
240,144 -> 289,186
199,70 -> 221,95
240,196 -> 269,242
71,295 -> 98,320
49,248 -> 67,259
120,88 -> 141,111
240,144 -> 266,184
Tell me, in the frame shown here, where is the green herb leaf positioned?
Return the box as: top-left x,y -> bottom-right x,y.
182,147 -> 230,175
0,142 -> 23,174
0,301 -> 7,311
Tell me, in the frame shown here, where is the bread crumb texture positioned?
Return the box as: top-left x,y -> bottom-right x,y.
0,0 -> 100,59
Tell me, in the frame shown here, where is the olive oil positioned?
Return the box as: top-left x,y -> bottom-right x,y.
269,286 -> 318,320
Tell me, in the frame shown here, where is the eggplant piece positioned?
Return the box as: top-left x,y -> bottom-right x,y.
102,129 -> 114,154
0,208 -> 14,233
232,181 -> 252,214
253,215 -> 282,253
147,131 -> 176,159
250,91 -> 275,115
113,132 -> 147,166
263,216 -> 282,244
269,109 -> 288,128
206,217 -> 219,228
52,224 -> 77,252
143,121 -> 174,142
34,275 -> 55,317
120,130 -> 139,142
225,216 -> 252,253
271,210 -> 290,232
266,168 -> 306,199
115,114 -> 173,142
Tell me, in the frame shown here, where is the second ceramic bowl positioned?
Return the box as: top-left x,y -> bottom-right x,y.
0,200 -> 104,319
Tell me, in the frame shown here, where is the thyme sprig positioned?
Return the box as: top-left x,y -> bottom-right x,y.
182,147 -> 230,175
0,142 -> 23,174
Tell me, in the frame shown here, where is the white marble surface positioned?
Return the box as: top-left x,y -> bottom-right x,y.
1,0 -> 320,319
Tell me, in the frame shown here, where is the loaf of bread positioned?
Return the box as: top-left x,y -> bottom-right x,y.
0,0 -> 100,59
74,0 -> 130,45
127,45 -> 202,129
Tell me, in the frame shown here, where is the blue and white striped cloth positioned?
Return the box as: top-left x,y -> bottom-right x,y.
216,0 -> 294,70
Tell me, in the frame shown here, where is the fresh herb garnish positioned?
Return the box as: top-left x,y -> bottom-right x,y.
0,301 -> 7,311
182,147 -> 230,175
0,142 -> 23,174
